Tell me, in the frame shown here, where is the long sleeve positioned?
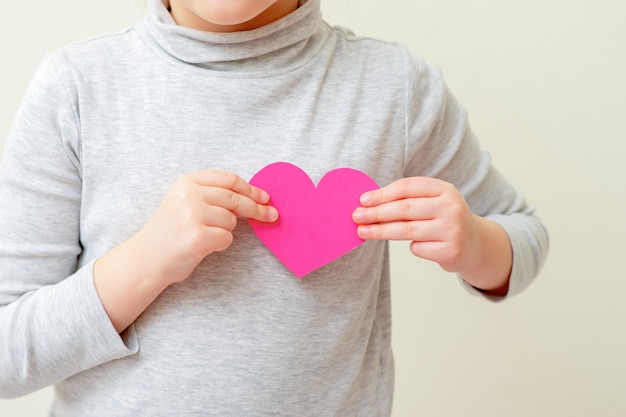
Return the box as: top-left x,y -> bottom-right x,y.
0,56 -> 137,399
400,48 -> 549,299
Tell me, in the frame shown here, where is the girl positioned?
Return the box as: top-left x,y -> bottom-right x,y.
0,0 -> 548,415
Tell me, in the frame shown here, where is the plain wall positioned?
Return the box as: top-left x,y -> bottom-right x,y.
1,1 -> 625,416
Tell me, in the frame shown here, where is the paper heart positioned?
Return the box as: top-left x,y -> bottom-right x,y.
248,162 -> 379,278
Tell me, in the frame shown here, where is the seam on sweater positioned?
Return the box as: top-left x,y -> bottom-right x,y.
45,57 -> 83,181
398,45 -> 411,175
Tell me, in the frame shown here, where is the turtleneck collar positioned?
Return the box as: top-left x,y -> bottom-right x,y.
134,0 -> 328,75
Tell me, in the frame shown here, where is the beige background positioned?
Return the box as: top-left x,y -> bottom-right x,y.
1,1 -> 625,416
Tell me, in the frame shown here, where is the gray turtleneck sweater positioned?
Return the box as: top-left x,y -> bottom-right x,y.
0,0 -> 548,415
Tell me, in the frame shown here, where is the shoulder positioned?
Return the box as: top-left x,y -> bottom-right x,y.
324,22 -> 443,91
42,26 -> 143,79
325,22 -> 406,67
35,25 -> 148,102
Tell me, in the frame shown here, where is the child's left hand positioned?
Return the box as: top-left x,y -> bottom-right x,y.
352,176 -> 511,294
352,177 -> 480,274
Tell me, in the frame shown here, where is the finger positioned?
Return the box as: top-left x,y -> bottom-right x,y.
360,177 -> 445,207
357,220 -> 443,241
353,198 -> 439,225
197,226 -> 235,254
201,205 -> 238,231
190,170 -> 270,204
408,240 -> 451,265
201,187 -> 278,223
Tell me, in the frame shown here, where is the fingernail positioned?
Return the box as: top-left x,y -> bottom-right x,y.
358,225 -> 371,238
360,193 -> 372,206
268,207 -> 279,222
353,208 -> 366,223
260,190 -> 271,203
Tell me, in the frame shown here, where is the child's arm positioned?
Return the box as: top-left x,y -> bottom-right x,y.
0,54 -> 273,398
352,47 -> 548,299
94,170 -> 277,333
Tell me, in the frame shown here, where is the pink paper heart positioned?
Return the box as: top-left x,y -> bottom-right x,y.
248,162 -> 379,278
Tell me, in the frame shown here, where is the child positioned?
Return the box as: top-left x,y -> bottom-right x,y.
0,0 -> 548,415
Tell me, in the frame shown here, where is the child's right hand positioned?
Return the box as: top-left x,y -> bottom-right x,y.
93,170 -> 277,333
133,170 -> 278,286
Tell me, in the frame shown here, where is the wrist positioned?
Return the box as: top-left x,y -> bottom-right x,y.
124,233 -> 174,289
459,216 -> 512,294
94,239 -> 169,333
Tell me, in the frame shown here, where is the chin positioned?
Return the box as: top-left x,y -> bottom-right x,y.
200,0 -> 278,26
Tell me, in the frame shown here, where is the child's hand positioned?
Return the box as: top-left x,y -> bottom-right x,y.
352,177 -> 481,274
352,177 -> 511,294
94,170 -> 278,333
130,170 -> 278,286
